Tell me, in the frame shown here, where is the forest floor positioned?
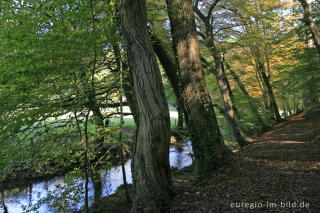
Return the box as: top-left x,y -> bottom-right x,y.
172,107 -> 320,212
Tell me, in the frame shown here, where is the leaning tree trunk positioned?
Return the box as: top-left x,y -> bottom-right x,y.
226,64 -> 268,130
257,60 -> 281,122
120,0 -> 172,212
193,5 -> 249,147
150,34 -> 184,133
252,47 -> 281,122
201,56 -> 249,147
166,0 -> 229,177
299,0 -> 320,55
221,62 -> 241,120
211,49 -> 249,147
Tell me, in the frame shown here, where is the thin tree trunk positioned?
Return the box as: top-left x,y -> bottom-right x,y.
296,91 -> 300,112
166,0 -> 229,177
88,0 -> 105,156
294,92 -> 298,114
254,65 -> 269,109
114,45 -> 138,124
252,48 -> 281,122
201,56 -> 249,146
226,64 -> 268,129
213,54 -> 250,146
120,0 -> 172,212
194,4 -> 249,145
221,61 -> 241,120
123,71 -> 138,124
119,52 -> 130,204
176,102 -> 184,133
75,111 -> 90,213
91,104 -> 105,155
258,62 -> 281,122
91,171 -> 102,205
284,97 -> 292,116
299,0 -> 320,55
84,112 -> 90,213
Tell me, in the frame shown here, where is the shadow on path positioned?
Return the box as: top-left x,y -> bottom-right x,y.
172,111 -> 320,212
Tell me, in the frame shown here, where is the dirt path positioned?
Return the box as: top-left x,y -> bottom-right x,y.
172,110 -> 320,212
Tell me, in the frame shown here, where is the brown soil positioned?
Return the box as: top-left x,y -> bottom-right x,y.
172,111 -> 320,212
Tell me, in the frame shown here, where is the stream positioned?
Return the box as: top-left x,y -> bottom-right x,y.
1,141 -> 193,213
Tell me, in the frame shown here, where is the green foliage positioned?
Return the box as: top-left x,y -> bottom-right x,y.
1,0 -> 320,211
0,0 -> 128,185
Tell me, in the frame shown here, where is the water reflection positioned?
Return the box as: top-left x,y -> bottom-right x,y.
1,141 -> 192,213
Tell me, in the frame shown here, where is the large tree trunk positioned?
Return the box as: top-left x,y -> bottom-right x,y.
299,0 -> 320,55
120,0 -> 172,212
166,0 -> 229,177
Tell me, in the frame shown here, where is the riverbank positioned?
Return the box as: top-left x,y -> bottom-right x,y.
1,133 -> 193,213
1,126 -> 189,191
0,132 -> 134,190
92,108 -> 320,212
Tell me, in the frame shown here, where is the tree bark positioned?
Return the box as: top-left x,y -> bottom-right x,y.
150,34 -> 184,133
120,0 -> 172,212
166,0 -> 229,176
299,0 -> 320,55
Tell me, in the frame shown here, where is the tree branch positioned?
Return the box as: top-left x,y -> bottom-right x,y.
207,0 -> 220,20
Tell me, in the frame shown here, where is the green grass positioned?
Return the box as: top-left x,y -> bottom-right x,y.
109,117 -> 136,127
109,113 -> 179,129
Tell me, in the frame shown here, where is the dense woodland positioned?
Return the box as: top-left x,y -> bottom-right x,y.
0,0 -> 320,212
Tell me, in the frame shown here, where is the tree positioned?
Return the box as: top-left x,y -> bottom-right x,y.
150,33 -> 184,136
225,63 -> 267,129
120,0 -> 173,212
222,0 -> 283,122
298,0 -> 320,55
166,0 -> 229,177
0,2 -> 139,212
194,1 -> 250,147
0,0 -> 128,188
